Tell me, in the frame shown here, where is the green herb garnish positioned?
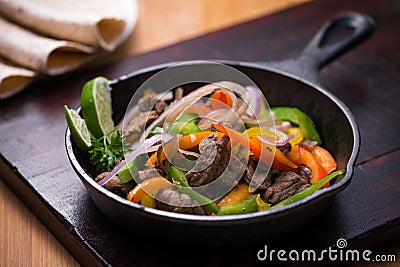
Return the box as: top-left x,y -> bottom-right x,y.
88,126 -> 130,173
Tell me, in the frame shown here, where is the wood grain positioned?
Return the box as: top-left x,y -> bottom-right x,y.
0,0 -> 307,266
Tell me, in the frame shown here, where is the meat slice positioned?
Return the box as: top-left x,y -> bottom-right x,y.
95,172 -> 131,196
123,92 -> 166,141
155,187 -> 208,215
136,168 -> 166,183
243,155 -> 281,190
262,171 -> 311,205
185,134 -> 230,187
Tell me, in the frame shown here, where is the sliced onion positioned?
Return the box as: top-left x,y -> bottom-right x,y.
242,116 -> 270,128
98,133 -> 174,186
144,144 -> 161,154
215,81 -> 248,99
174,87 -> 183,101
218,88 -> 238,111
142,81 -> 250,141
270,111 -> 277,121
121,91 -> 173,129
184,102 -> 209,117
198,108 -> 232,131
256,128 -> 289,147
275,121 -> 292,131
245,85 -> 263,117
142,84 -> 219,141
299,140 -> 318,150
161,135 -> 197,171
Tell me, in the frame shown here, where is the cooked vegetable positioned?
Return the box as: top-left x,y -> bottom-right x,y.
146,131 -> 225,167
294,108 -> 322,145
287,127 -> 304,145
210,90 -> 233,110
127,177 -> 172,203
88,127 -> 130,173
217,195 -> 258,215
71,78 -> 342,217
299,146 -> 328,184
311,146 -> 337,174
273,170 -> 346,208
218,184 -> 251,207
117,155 -> 144,183
140,194 -> 157,208
169,165 -> 219,214
286,144 -> 301,165
213,123 -> 274,167
214,124 -> 296,170
97,133 -> 173,186
271,106 -> 300,125
272,107 -> 322,145
167,113 -> 202,135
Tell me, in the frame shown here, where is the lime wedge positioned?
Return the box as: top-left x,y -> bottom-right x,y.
81,76 -> 114,138
64,105 -> 92,152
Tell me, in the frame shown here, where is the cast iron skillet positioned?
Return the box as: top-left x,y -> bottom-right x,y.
66,12 -> 375,246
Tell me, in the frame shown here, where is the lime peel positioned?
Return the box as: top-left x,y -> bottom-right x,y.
81,76 -> 114,139
64,105 -> 92,152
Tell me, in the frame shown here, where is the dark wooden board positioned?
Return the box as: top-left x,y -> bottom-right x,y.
1,0 -> 400,266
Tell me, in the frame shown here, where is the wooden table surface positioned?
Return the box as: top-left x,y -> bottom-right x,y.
1,0 -> 399,266
0,1 -> 307,266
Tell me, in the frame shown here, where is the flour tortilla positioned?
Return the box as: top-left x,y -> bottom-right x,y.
0,17 -> 95,75
0,0 -> 138,51
0,60 -> 36,99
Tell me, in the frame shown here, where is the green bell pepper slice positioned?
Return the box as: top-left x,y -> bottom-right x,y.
167,113 -> 202,135
169,165 -> 219,214
273,170 -> 346,208
272,106 -> 322,145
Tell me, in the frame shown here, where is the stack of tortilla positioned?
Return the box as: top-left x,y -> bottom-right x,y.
0,0 -> 138,99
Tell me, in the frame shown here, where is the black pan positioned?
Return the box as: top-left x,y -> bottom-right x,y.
66,12 -> 374,246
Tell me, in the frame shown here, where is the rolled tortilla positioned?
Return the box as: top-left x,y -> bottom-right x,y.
0,60 -> 36,99
0,0 -> 138,52
0,17 -> 95,75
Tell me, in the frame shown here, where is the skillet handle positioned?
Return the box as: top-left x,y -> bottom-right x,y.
267,12 -> 375,83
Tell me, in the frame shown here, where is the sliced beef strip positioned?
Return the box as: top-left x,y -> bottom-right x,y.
136,168 -> 166,183
262,170 -> 310,205
294,165 -> 312,183
277,142 -> 292,154
95,172 -> 130,196
185,134 -> 231,187
242,155 -> 280,190
155,187 -> 208,215
123,93 -> 166,141
138,92 -> 162,112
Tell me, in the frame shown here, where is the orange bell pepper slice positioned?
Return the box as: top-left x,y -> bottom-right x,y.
213,124 -> 297,170
127,177 -> 172,203
311,146 -> 337,174
299,146 -> 328,185
146,131 -> 225,166
210,90 -> 232,110
218,184 -> 251,207
286,144 -> 301,166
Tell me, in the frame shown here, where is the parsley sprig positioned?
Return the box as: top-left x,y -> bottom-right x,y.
88,126 -> 130,173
